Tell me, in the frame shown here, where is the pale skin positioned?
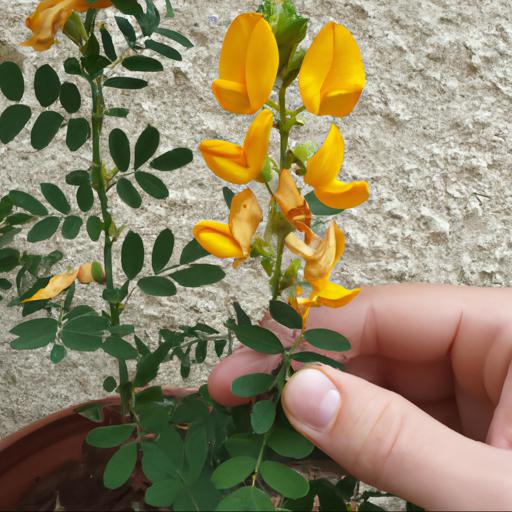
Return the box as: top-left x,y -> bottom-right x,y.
208,284 -> 512,511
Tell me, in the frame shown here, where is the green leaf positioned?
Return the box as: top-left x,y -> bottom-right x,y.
269,300 -> 302,330
103,376 -> 117,392
66,117 -> 90,151
62,215 -> 83,239
86,423 -> 136,448
50,345 -> 66,364
136,0 -> 160,36
184,426 -> 208,483
231,373 -> 274,398
63,57 -> 82,75
115,15 -> 137,46
123,55 -> 163,72
250,400 -> 276,434
150,147 -> 192,171
0,104 -> 31,144
170,264 -> 225,288
234,325 -> 283,354
179,239 -> 208,264
211,456 -> 256,490
10,318 -> 58,350
40,183 -> 70,214
233,302 -> 251,326
117,177 -> 142,208
216,487 -> 273,512
152,228 -> 174,273
76,402 -> 104,423
260,460 -> 309,499
122,230 -> 144,279
305,191 -> 344,216
145,39 -> 182,60
27,216 -> 60,242
155,28 -> 193,48
268,427 -> 314,459
66,170 -> 89,186
145,479 -> 182,508
76,183 -> 94,212
103,441 -> 137,489
104,77 -> 148,89
135,171 -> 168,199
291,351 -> 344,370
303,328 -> 351,352
134,125 -> 160,169
109,128 -> 130,172
137,276 -> 177,296
59,82 -> 81,113
61,314 -> 108,352
100,27 -> 117,61
164,0 -> 174,17
86,216 -> 102,241
9,191 -> 47,216
103,334 -> 138,360
0,61 -> 24,101
225,433 -> 262,459
222,186 -> 234,208
34,64 -> 61,107
0,248 -> 20,272
31,111 -> 64,150
112,0 -> 143,16
105,107 -> 129,118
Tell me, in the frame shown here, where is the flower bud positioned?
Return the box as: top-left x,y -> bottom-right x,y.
63,12 -> 87,48
78,261 -> 105,284
255,157 -> 273,183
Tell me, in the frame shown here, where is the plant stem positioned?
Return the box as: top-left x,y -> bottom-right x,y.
271,233 -> 285,300
252,430 -> 271,487
278,85 -> 289,170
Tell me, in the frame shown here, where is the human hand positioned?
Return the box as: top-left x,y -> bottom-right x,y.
208,284 -> 512,510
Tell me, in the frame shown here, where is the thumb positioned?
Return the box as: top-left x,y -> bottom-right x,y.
282,366 -> 512,511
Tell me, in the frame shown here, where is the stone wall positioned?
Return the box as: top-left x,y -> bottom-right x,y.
1,0 -> 511,437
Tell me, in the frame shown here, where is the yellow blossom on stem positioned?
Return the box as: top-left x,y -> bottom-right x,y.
22,269 -> 78,302
212,13 -> 279,114
273,169 -> 311,232
199,109 -> 274,184
21,0 -> 112,52
305,124 -> 369,209
193,189 -> 263,266
298,21 -> 365,117
286,222 -> 359,312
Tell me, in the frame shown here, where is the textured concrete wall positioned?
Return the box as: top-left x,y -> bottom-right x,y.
1,0 -> 511,437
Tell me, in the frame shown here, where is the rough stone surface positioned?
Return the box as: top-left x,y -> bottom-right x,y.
0,0 -> 511,492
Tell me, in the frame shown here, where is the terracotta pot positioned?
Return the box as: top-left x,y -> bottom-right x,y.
0,388 -> 195,511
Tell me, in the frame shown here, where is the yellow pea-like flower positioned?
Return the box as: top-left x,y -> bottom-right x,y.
193,189 -> 263,265
305,124 -> 369,209
298,22 -> 365,117
22,269 -> 78,302
199,109 -> 274,184
21,0 -> 112,52
286,222 -> 359,309
273,169 -> 311,232
212,13 -> 279,114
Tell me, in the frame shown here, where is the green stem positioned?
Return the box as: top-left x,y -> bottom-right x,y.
271,233 -> 285,300
252,430 -> 271,487
278,86 -> 289,170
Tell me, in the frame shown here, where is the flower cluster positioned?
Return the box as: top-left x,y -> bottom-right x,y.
194,10 -> 369,321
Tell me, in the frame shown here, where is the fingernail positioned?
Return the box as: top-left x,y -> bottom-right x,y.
283,368 -> 341,432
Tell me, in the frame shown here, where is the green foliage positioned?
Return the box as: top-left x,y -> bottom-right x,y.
211,456 -> 256,490
152,228 -> 174,273
180,238 -> 208,264
216,487 -> 274,512
62,216 -> 83,240
145,39 -> 182,60
145,478 -> 182,508
250,399 -> 276,434
10,318 -> 58,350
269,299 -> 302,329
104,77 -> 148,89
122,231 -> 144,279
231,373 -> 275,398
59,82 -> 81,113
235,325 -> 283,354
109,128 -> 130,172
61,314 -> 109,352
291,351 -> 344,370
34,64 -> 61,107
170,264 -> 225,288
260,460 -> 309,499
0,61 -> 24,101
123,55 -> 163,72
66,118 -> 90,151
305,191 -> 344,216
150,147 -> 193,171
0,105 -> 32,144
268,427 -> 314,459
134,125 -> 160,169
138,276 -> 177,296
117,177 -> 142,208
40,183 -> 70,215
31,111 -> 64,150
27,217 -> 60,243
155,28 -> 193,48
303,328 -> 351,352
103,441 -> 138,489
86,423 -> 135,448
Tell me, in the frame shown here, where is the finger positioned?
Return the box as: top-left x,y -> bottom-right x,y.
208,347 -> 281,406
282,365 -> 512,511
487,359 -> 512,448
306,284 -> 512,363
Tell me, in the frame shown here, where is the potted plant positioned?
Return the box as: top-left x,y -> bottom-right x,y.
0,0 -> 407,510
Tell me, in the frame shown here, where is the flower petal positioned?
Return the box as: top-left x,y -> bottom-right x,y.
314,179 -> 369,209
274,169 -> 311,230
305,124 -> 344,187
229,189 -> 263,257
313,282 -> 360,308
245,18 -> 279,112
243,109 -> 274,175
23,269 -> 78,302
285,232 -> 316,260
211,79 -> 252,114
193,221 -> 243,259
199,140 -> 252,184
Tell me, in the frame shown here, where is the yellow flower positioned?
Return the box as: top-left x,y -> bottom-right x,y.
305,124 -> 369,209
199,109 -> 274,184
285,222 -> 359,308
193,189 -> 263,265
22,269 -> 78,302
298,22 -> 365,117
273,169 -> 311,232
212,13 -> 279,114
21,0 -> 112,52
